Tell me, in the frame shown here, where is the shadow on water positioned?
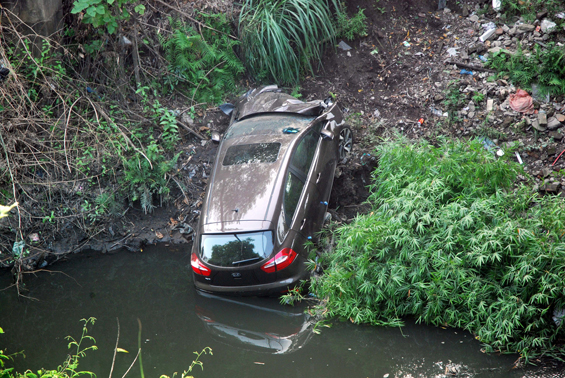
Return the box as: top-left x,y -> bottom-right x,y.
0,246 -> 546,377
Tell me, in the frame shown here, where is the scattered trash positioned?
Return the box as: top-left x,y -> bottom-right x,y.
373,109 -> 381,118
552,148 -> 565,166
509,89 -> 535,114
12,241 -> 25,258
482,22 -> 497,31
554,308 -> 565,327
446,47 -> 458,57
283,127 -> 300,134
556,12 -> 565,19
492,0 -> 501,12
496,149 -> 504,157
438,0 -> 446,10
29,233 -> 40,242
479,137 -> 496,152
417,118 -> 425,125
479,28 -> 497,42
515,152 -> 523,164
338,41 -> 352,51
403,41 -> 411,47
540,20 -> 557,34
219,103 -> 235,115
429,106 -> 447,117
531,83 -> 550,103
486,99 -> 494,112
460,69 -> 474,75
478,55 -> 488,62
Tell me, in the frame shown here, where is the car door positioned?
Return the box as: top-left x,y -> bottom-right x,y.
308,119 -> 339,231
282,124 -> 324,243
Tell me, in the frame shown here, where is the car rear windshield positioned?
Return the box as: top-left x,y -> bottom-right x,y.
225,115 -> 315,139
222,143 -> 281,166
200,231 -> 274,267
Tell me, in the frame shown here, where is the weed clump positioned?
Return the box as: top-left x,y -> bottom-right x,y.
313,137 -> 565,363
487,43 -> 565,97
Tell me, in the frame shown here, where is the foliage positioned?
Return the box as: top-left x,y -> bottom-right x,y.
71,0 -> 145,34
500,0 -> 564,23
312,137 -> 565,363
238,0 -> 338,85
487,43 -> 565,96
122,143 -> 180,214
472,92 -> 485,104
443,80 -> 465,123
159,15 -> 244,104
159,347 -> 213,378
336,6 -> 368,41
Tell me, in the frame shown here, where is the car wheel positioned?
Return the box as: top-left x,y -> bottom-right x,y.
338,127 -> 353,160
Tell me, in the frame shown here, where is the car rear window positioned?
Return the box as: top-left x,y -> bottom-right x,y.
225,115 -> 315,139
222,143 -> 281,166
200,231 -> 274,267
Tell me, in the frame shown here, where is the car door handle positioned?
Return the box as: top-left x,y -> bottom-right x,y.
316,172 -> 321,183
300,218 -> 306,230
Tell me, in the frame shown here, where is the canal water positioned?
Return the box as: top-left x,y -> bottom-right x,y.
0,246 -> 553,377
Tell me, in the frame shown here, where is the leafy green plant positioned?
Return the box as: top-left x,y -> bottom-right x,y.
71,0 -> 145,34
312,136 -> 565,363
501,0 -> 563,23
443,80 -> 465,123
122,142 -> 180,214
487,43 -> 565,96
336,6 -> 368,41
159,14 -> 244,104
472,92 -> 485,104
238,0 -> 338,85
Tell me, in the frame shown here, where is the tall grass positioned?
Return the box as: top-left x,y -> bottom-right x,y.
238,0 -> 337,85
313,137 -> 565,363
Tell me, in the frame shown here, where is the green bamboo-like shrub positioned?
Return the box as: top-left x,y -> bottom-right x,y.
313,137 -> 565,362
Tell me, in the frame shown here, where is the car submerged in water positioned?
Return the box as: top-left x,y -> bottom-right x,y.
191,86 -> 352,296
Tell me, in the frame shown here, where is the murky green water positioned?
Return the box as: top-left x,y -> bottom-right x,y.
0,246 -> 551,377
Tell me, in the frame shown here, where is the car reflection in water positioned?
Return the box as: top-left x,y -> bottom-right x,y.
194,290 -> 315,354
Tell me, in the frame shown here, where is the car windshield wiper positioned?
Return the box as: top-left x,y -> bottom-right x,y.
232,256 -> 261,265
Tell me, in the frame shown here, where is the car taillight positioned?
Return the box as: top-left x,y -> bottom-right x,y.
261,248 -> 297,273
191,253 -> 211,276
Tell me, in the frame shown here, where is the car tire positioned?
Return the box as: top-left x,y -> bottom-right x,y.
338,127 -> 353,160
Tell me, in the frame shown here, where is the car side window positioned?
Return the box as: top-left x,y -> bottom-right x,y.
282,123 -> 323,226
289,123 -> 322,175
283,172 -> 304,226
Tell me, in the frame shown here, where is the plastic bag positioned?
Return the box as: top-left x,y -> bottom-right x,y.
509,89 -> 535,114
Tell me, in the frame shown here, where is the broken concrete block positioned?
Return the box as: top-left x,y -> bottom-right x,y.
548,117 -> 562,130
486,99 -> 494,112
538,112 -> 548,126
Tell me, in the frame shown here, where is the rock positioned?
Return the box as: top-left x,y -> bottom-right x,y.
468,111 -> 476,118
462,5 -> 469,17
508,27 -> 516,35
502,24 -> 510,32
547,146 -> 557,155
338,41 -> 352,51
538,112 -> 548,126
469,15 -> 479,22
517,24 -> 536,33
542,167 -> 553,177
548,117 -> 562,130
537,11 -> 548,19
556,114 -> 565,123
486,99 -> 494,112
532,118 -> 546,132
549,131 -> 562,142
501,116 -> 513,127
495,28 -> 504,35
542,182 -> 560,193
541,19 -> 557,33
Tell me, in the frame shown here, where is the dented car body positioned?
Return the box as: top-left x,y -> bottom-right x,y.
191,86 -> 352,296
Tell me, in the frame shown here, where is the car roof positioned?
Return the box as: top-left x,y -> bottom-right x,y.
202,114 -> 316,231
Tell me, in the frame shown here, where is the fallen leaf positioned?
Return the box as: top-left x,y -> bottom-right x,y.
155,231 -> 164,239
117,348 -> 129,353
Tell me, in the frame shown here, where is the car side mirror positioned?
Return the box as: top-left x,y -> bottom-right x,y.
321,129 -> 334,140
